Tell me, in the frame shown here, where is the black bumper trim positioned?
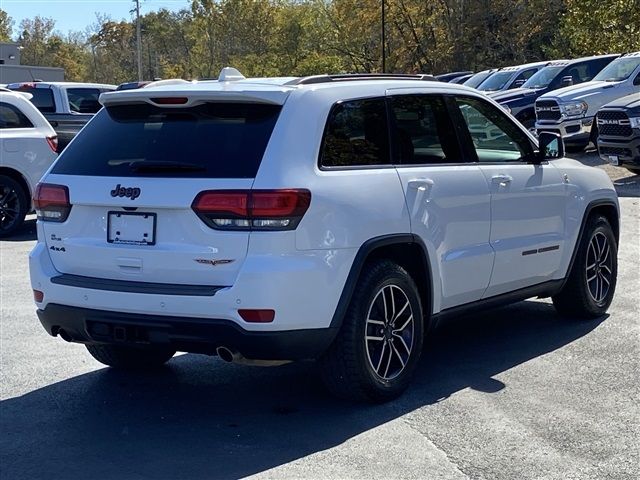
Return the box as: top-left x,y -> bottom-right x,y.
37,304 -> 337,361
51,273 -> 225,297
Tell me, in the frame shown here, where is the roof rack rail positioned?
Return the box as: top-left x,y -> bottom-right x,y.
286,73 -> 437,85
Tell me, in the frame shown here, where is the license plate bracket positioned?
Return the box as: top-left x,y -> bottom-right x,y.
107,211 -> 156,246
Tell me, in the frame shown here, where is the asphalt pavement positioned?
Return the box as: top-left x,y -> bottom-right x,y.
1,152 -> 638,480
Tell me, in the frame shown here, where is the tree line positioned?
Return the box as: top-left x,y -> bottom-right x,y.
1,0 -> 638,84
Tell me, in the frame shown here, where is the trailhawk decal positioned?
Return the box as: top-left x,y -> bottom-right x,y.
194,259 -> 235,267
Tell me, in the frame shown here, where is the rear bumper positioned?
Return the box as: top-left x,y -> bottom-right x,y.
37,303 -> 337,360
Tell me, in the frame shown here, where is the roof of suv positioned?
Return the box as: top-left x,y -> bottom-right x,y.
99,71 -> 478,108
7,81 -> 115,89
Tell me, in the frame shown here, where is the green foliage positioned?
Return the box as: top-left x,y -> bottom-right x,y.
0,9 -> 13,41
549,0 -> 640,57
4,1 -> 638,83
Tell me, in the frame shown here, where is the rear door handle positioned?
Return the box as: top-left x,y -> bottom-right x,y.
492,174 -> 513,187
407,178 -> 434,191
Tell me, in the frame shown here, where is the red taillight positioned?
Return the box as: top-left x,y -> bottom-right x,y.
33,289 -> 44,303
192,189 -> 311,231
46,135 -> 58,153
238,309 -> 275,323
33,183 -> 71,222
150,97 -> 189,105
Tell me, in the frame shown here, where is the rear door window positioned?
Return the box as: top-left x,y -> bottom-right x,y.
389,94 -> 462,164
0,102 -> 34,129
66,88 -> 105,113
320,98 -> 390,168
51,102 -> 282,178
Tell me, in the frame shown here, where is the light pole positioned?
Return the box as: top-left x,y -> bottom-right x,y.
381,0 -> 386,73
135,0 -> 142,81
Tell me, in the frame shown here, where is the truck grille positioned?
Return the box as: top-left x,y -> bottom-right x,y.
597,111 -> 633,137
535,100 -> 561,121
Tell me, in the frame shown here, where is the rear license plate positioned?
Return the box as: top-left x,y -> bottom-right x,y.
107,212 -> 156,245
608,155 -> 619,166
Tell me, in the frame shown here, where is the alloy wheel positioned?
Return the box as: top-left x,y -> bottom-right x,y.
586,231 -> 613,305
365,284 -> 415,381
0,185 -> 21,233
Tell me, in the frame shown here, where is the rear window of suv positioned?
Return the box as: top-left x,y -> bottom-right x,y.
9,87 -> 55,113
51,102 -> 282,178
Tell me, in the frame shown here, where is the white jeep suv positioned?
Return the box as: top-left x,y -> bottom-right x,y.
0,89 -> 58,236
30,70 -> 619,402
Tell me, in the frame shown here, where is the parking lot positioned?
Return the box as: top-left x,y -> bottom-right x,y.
1,150 -> 638,480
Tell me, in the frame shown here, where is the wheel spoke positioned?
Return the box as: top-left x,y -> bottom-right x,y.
600,273 -> 610,286
375,341 -> 387,373
600,243 -> 610,263
601,264 -> 612,275
587,273 -> 598,283
392,332 -> 411,356
381,288 -> 389,322
366,335 -> 385,342
392,314 -> 413,334
391,342 -> 406,368
391,299 -> 409,325
383,343 -> 393,378
367,319 -> 385,326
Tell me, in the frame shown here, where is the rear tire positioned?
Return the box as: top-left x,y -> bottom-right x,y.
320,260 -> 424,402
0,175 -> 28,238
552,215 -> 617,319
86,344 -> 176,369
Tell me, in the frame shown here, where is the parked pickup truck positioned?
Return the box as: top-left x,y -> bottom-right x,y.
535,52 -> 640,152
596,92 -> 640,174
490,54 -> 619,131
7,82 -> 115,152
476,61 -> 550,93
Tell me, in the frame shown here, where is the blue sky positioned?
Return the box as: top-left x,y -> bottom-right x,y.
1,0 -> 191,37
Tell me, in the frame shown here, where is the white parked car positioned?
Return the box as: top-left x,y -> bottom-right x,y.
0,89 -> 57,236
30,70 -> 619,402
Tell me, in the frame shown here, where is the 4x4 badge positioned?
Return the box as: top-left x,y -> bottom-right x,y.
194,259 -> 235,267
110,184 -> 141,200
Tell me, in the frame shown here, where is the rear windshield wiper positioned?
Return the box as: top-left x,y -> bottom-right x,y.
129,161 -> 206,173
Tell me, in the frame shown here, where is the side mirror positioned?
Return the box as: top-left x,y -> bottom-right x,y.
538,131 -> 564,161
512,79 -> 526,88
561,76 -> 574,87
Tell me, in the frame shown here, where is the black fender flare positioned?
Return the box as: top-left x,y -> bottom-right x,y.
329,234 -> 434,330
560,198 -> 619,290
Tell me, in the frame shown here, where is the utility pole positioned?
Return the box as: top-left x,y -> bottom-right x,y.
135,0 -> 142,81
381,0 -> 386,73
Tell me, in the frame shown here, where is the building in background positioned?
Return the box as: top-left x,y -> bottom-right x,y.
0,42 -> 64,84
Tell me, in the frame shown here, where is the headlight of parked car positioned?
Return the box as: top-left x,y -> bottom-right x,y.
560,101 -> 588,117
629,117 -> 640,129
